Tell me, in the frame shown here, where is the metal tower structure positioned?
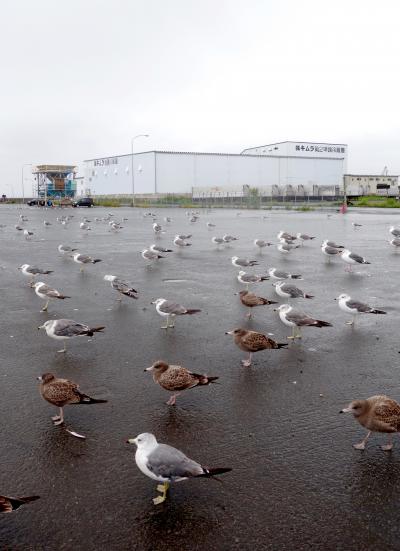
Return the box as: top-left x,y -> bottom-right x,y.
32,165 -> 77,200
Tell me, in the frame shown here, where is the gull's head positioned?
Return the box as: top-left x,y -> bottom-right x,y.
38,320 -> 52,331
151,298 -> 165,306
238,290 -> 247,297
340,399 -> 367,417
335,293 -> 350,301
126,432 -> 158,449
274,304 -> 291,313
144,360 -> 169,373
104,275 -> 117,282
37,373 -> 55,383
18,263 -> 29,271
231,256 -> 239,262
34,281 -> 44,289
238,270 -> 246,276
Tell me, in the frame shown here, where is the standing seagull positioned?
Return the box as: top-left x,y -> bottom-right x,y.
174,236 -> 192,248
335,294 -> 386,325
296,233 -> 315,243
37,373 -> 107,427
222,234 -> 238,244
237,290 -> 278,319
389,238 -> 400,251
277,231 -> 296,241
151,298 -> 201,329
142,248 -> 164,263
225,328 -> 288,367
79,222 -> 91,231
322,239 -> 344,249
145,360 -> 219,405
43,220 -> 52,227
277,242 -> 298,254
254,239 -> 272,252
34,282 -> 70,312
72,253 -> 102,272
274,281 -> 314,300
18,264 -> 53,286
389,226 -> 400,238
0,495 -> 40,514
341,249 -> 370,272
126,433 -> 231,505
340,395 -> 400,451
23,229 -> 34,240
153,222 -> 164,235
58,244 -> 77,255
231,256 -> 258,268
150,244 -> 173,254
211,236 -> 224,248
38,319 -> 105,353
275,304 -> 332,339
321,243 -> 342,263
103,275 -> 138,301
268,268 -> 302,281
237,270 -> 269,289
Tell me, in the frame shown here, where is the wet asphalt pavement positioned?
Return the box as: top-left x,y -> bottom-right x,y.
1,205 -> 400,550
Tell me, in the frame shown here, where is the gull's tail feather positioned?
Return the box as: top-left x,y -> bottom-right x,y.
290,274 -> 303,279
304,294 -> 314,299
370,308 -> 386,314
92,259 -> 102,264
193,374 -> 219,386
2,495 -> 40,512
312,320 -> 332,327
184,309 -> 201,315
76,392 -> 108,404
43,270 -> 54,274
86,326 -> 105,336
123,289 -> 138,298
277,342 -> 289,349
197,467 -> 232,478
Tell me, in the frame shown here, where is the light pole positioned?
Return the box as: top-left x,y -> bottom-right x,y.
131,134 -> 149,206
21,163 -> 32,206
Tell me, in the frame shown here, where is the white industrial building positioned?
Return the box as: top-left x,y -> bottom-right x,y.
83,141 -> 348,198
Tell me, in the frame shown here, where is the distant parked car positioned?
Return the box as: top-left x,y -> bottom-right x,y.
72,197 -> 94,208
27,199 -> 45,206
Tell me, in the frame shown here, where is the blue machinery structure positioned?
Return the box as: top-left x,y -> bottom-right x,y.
33,165 -> 77,199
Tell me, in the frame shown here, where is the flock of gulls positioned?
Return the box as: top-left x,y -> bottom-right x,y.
2,206 -> 400,513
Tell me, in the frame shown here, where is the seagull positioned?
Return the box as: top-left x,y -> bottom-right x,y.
335,293 -> 386,325
189,216 -> 198,223
296,233 -> 315,243
79,222 -> 91,231
23,229 -> 33,240
340,395 -> 400,451
153,222 -> 164,235
37,373 -> 107,428
176,234 -> 192,240
142,248 -> 164,262
0,495 -> 40,514
277,242 -> 298,254
38,319 -> 105,353
322,239 -> 344,249
254,239 -> 272,251
150,244 -> 173,253
341,249 -> 370,272
231,256 -> 258,268
72,253 -> 102,272
206,222 -> 216,228
321,243 -> 342,263
34,282 -> 70,312
110,222 -> 122,232
151,298 -> 201,329
274,281 -> 314,300
236,290 -> 278,319
174,236 -> 192,248
268,268 -> 302,280
222,234 -> 238,243
103,275 -> 138,301
237,270 -> 269,289
277,231 -> 296,241
58,244 -> 77,254
126,433 -> 231,505
18,264 -> 53,286
164,217 -> 172,223
211,236 -> 224,248
389,226 -> 400,238
389,238 -> 400,250
43,220 -> 51,227
15,225 -> 23,231
145,360 -> 219,405
225,328 -> 288,367
352,222 -> 362,229
274,304 -> 332,339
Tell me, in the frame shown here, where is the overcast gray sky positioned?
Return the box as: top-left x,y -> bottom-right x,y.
1,0 -> 400,195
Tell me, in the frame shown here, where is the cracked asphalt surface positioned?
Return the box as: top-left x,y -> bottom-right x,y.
1,205 -> 400,550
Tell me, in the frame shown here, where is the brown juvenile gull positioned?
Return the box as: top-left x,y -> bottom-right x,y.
340,395 -> 400,451
225,328 -> 288,367
38,319 -> 105,352
37,372 -> 108,426
151,298 -> 201,329
103,275 -> 138,301
0,495 -> 40,513
145,360 -> 219,405
126,433 -> 231,505
34,282 -> 70,312
236,290 -> 278,319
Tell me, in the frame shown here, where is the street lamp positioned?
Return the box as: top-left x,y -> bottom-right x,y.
21,163 -> 32,206
131,134 -> 149,206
